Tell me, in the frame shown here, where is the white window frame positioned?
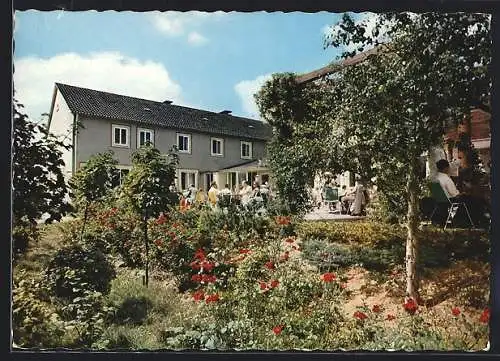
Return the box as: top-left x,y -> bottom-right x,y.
112,124 -> 130,148
241,141 -> 252,159
137,128 -> 155,148
177,169 -> 199,191
177,133 -> 191,154
210,137 -> 224,157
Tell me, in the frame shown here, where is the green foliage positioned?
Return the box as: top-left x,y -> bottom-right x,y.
121,145 -> 178,217
45,243 -> 116,300
69,151 -> 118,211
12,221 -> 40,256
12,271 -> 66,348
12,99 -> 72,226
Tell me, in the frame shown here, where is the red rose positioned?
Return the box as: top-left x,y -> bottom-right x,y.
202,274 -> 217,283
275,216 -> 291,225
451,307 -> 461,316
386,314 -> 396,321
194,249 -> 206,261
479,308 -> 490,324
156,213 -> 167,225
403,298 -> 418,315
354,311 -> 368,320
201,261 -> 215,272
321,272 -> 336,283
189,261 -> 201,270
264,261 -> 275,270
205,293 -> 220,303
192,290 -> 205,301
191,274 -> 203,283
270,280 -> 280,289
259,281 -> 268,290
239,249 -> 252,254
272,325 -> 284,335
280,251 -> 290,262
372,305 -> 382,313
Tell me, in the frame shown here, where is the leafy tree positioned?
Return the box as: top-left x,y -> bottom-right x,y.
121,144 -> 178,285
12,98 -> 73,252
68,151 -> 118,239
323,12 -> 491,300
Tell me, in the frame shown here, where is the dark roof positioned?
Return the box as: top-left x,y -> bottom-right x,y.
55,83 -> 272,141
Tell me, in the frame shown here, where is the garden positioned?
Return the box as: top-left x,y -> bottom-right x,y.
12,12 -> 492,352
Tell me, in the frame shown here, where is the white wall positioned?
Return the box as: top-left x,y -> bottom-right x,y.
48,88 -> 74,179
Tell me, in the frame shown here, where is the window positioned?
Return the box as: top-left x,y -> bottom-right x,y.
211,137 -> 224,156
204,173 -> 214,190
137,128 -> 154,147
177,133 -> 191,153
112,125 -> 130,147
111,168 -> 130,187
241,141 -> 252,159
178,170 -> 197,191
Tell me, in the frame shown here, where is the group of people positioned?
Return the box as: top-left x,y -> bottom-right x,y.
174,179 -> 273,210
311,176 -> 369,216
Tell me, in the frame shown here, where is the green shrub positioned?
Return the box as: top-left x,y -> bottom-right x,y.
45,243 -> 116,300
12,271 -> 66,348
12,222 -> 40,256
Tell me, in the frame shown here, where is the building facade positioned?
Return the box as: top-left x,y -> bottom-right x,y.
48,83 -> 272,192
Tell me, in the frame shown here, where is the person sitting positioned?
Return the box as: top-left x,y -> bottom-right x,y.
434,159 -> 489,227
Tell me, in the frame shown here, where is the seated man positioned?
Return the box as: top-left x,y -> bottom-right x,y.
434,159 -> 489,227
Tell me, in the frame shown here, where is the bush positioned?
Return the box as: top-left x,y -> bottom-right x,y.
12,222 -> 40,256
46,243 -> 116,300
12,271 -> 66,348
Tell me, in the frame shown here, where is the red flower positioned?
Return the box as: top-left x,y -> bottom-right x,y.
272,325 -> 284,335
270,279 -> 280,289
354,311 -> 368,320
259,281 -> 268,290
285,237 -> 295,243
194,249 -> 206,261
201,261 -> 215,273
275,216 -> 291,226
202,274 -> 217,283
479,308 -> 490,324
156,213 -> 167,225
451,307 -> 461,316
386,314 -> 396,321
189,261 -> 201,270
264,261 -> 275,270
191,274 -> 203,283
154,239 -> 164,247
205,293 -> 220,303
172,222 -> 180,228
280,251 -> 290,262
168,231 -> 177,239
239,249 -> 252,254
192,290 -> 205,301
403,298 -> 418,315
372,305 -> 382,313
321,272 -> 336,283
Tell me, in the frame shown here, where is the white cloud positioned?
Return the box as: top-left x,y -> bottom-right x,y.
13,52 -> 184,121
150,10 -> 226,44
234,74 -> 273,119
187,31 -> 209,46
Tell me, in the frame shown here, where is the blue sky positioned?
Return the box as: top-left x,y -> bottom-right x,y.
13,10 -> 370,121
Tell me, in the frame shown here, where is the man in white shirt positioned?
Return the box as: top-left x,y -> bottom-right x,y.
434,159 -> 488,227
434,160 -> 460,198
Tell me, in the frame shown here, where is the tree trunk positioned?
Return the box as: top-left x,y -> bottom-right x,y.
405,160 -> 420,302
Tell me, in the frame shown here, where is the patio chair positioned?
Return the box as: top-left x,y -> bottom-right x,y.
429,182 -> 474,230
324,187 -> 341,214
